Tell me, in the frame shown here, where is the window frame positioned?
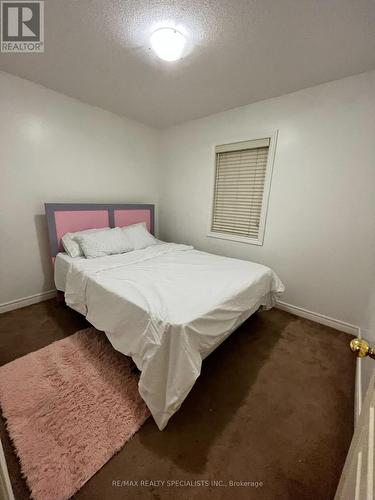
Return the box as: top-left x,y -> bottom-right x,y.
207,130 -> 278,246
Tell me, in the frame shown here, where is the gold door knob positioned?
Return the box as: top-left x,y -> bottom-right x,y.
350,338 -> 375,359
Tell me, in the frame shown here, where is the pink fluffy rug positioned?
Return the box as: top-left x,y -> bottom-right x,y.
0,327 -> 150,500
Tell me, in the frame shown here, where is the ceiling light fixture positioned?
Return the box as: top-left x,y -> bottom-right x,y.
150,27 -> 186,62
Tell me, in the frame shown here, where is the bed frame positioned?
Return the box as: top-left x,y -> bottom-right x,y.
45,203 -> 155,260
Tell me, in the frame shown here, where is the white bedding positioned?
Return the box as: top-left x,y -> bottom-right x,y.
60,243 -> 284,429
54,253 -> 84,291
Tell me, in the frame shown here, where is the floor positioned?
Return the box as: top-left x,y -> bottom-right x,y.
0,300 -> 355,500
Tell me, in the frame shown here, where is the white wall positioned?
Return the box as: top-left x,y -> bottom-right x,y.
1,69 -> 375,335
0,71 -> 160,306
159,71 -> 375,332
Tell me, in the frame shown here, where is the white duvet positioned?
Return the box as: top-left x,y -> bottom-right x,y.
63,243 -> 284,429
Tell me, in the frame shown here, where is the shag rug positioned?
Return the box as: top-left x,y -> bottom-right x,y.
0,327 -> 150,500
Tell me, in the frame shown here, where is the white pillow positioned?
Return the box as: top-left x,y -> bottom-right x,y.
61,227 -> 110,258
120,222 -> 157,250
75,227 -> 132,259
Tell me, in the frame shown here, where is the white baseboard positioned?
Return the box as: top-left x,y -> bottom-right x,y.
355,357 -> 362,425
0,290 -> 56,314
276,299 -> 360,336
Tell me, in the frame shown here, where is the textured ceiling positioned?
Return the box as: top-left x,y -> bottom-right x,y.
1,0 -> 374,128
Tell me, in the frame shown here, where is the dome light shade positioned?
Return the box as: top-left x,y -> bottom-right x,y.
150,28 -> 186,62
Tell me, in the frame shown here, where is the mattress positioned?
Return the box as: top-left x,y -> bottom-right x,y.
60,243 -> 284,429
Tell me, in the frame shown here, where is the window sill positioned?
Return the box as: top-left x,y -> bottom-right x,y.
207,231 -> 263,246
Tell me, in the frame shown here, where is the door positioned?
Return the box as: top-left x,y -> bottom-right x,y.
335,339 -> 375,500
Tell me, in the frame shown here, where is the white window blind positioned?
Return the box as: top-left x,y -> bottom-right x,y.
211,138 -> 270,241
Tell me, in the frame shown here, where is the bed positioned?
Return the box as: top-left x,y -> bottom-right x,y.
46,203 -> 284,429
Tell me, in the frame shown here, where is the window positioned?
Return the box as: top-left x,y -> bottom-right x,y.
209,135 -> 275,245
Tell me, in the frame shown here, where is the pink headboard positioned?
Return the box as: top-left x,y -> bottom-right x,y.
45,203 -> 155,258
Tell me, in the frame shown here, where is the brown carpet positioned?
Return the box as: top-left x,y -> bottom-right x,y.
0,300 -> 355,500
